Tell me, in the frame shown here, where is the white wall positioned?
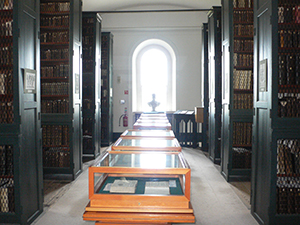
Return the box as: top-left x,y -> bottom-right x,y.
99,11 -> 208,133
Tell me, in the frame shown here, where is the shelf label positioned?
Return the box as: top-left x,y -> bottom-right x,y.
259,59 -> 267,92
24,69 -> 36,94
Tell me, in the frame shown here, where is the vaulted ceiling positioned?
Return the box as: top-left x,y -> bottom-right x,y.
83,0 -> 221,12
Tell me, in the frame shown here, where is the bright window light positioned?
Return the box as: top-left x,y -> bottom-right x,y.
140,49 -> 168,112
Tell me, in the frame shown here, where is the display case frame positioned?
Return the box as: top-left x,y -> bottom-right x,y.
86,151 -> 192,213
111,137 -> 181,152
121,129 -> 175,138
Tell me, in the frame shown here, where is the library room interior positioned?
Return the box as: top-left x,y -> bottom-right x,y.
1,0 -> 299,224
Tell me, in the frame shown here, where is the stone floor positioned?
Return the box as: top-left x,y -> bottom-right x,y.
32,148 -> 258,225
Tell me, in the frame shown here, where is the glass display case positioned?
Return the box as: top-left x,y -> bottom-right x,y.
121,129 -> 175,138
111,137 -> 181,151
133,121 -> 172,130
138,116 -> 169,121
83,151 -> 195,224
140,113 -> 167,118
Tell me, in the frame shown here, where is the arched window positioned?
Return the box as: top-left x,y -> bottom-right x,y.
132,39 -> 176,112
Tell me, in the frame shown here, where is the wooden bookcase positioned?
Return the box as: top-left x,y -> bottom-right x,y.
101,32 -> 113,146
0,0 -> 43,224
252,0 -> 300,224
202,22 -> 209,152
40,0 -> 82,179
207,7 -> 222,164
221,0 -> 254,181
82,12 -> 102,158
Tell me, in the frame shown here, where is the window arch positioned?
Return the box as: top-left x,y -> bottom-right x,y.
132,39 -> 176,112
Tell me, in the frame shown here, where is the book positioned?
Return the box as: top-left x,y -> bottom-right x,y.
109,179 -> 138,194
144,181 -> 170,195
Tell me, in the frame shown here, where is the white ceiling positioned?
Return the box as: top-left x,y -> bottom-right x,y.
83,0 -> 221,12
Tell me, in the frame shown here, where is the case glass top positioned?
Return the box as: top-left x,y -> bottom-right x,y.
122,130 -> 174,137
95,152 -> 186,169
115,138 -> 178,148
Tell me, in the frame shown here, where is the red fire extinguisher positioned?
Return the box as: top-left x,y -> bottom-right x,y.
119,107 -> 128,127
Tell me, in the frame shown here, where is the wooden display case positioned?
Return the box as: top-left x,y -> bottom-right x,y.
111,137 -> 181,152
83,151 -> 195,224
121,129 -> 175,138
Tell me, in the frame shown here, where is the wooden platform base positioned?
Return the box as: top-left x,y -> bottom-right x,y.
83,211 -> 195,224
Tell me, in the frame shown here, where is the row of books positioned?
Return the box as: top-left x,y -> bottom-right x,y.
0,100 -> 13,124
232,122 -> 252,145
41,64 -> 69,78
40,2 -> 70,13
83,118 -> 93,135
82,26 -> 94,36
0,46 -> 13,66
0,19 -> 13,37
233,69 -> 253,90
83,137 -> 93,151
40,15 -> 69,27
41,48 -> 69,60
83,46 -> 94,57
233,10 -> 253,23
0,145 -> 13,176
40,31 -> 69,44
41,82 -> 69,96
277,180 -> 300,214
233,0 -> 253,9
278,4 -> 300,24
0,0 -> 13,10
279,29 -> 300,49
279,53 -> 300,85
233,93 -> 253,109
43,148 -> 70,168
233,53 -> 253,67
0,178 -> 14,213
41,99 -> 69,114
83,36 -> 94,46
83,59 -> 95,73
234,39 -> 253,52
234,24 -> 254,37
42,125 -> 69,146
0,70 -> 12,95
83,99 -> 93,110
277,139 -> 300,175
278,93 -> 300,118
232,147 -> 251,169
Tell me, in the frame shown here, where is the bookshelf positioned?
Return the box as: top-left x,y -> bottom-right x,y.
0,0 -> 43,224
251,0 -> 300,224
202,23 -> 209,152
40,0 -> 82,179
208,7 -> 222,164
221,0 -> 254,181
82,12 -> 102,158
101,32 -> 113,146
